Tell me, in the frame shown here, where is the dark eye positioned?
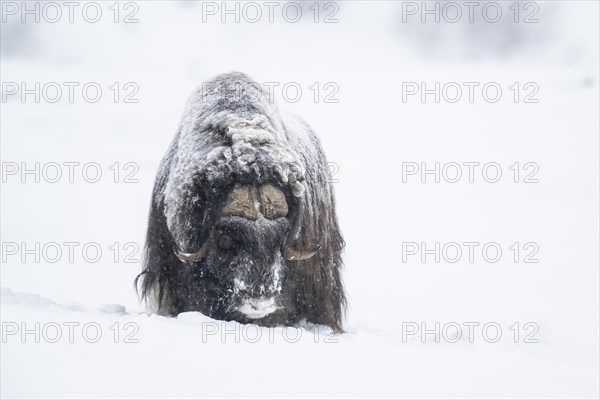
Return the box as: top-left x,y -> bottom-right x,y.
219,234 -> 233,250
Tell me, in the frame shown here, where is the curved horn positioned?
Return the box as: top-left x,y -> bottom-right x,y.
175,240 -> 210,263
284,243 -> 321,261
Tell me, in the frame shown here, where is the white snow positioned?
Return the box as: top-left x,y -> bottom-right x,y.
1,1 -> 598,398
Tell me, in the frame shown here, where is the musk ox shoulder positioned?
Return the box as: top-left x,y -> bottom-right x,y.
136,72 -> 346,331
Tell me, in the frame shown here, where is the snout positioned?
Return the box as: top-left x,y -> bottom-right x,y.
236,297 -> 279,319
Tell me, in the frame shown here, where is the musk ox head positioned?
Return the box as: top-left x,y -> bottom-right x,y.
136,72 -> 346,331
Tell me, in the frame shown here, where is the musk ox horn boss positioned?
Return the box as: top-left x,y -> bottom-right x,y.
136,72 -> 346,332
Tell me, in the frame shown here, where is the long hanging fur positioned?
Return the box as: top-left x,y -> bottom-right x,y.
135,72 -> 346,331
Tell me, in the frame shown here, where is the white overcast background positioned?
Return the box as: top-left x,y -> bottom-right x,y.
1,1 -> 599,399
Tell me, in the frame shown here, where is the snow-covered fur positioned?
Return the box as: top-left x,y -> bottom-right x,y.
136,72 -> 346,331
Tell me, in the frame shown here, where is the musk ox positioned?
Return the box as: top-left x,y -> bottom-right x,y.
136,72 -> 345,331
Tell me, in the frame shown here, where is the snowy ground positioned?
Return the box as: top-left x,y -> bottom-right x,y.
1,1 -> 599,398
